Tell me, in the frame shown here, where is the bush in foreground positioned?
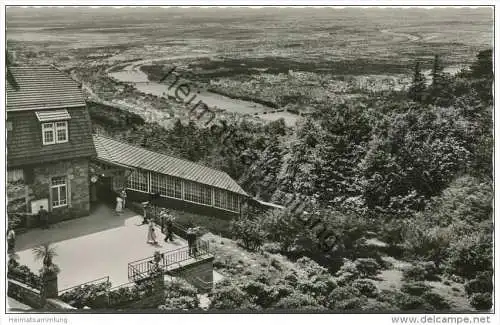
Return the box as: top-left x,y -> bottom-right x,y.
354,258 -> 382,278
400,282 -> 432,296
468,292 -> 492,311
352,279 -> 378,298
464,271 -> 493,296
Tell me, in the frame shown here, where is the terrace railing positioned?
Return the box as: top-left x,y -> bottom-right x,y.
127,240 -> 211,283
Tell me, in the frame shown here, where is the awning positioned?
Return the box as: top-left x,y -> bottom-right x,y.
35,109 -> 71,122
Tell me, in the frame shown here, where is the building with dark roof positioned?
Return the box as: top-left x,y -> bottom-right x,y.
91,135 -> 249,217
7,66 -> 96,224
7,65 -> 271,226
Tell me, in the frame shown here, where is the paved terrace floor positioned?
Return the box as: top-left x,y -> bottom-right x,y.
15,204 -> 187,291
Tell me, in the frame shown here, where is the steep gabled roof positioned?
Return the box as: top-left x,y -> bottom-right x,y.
7,66 -> 85,111
93,134 -> 248,196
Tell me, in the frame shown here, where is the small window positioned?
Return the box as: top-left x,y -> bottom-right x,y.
56,121 -> 68,142
51,176 -> 68,208
7,169 -> 24,183
42,123 -> 55,145
42,121 -> 68,145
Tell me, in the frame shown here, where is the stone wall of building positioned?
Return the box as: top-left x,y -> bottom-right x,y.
30,158 -> 90,223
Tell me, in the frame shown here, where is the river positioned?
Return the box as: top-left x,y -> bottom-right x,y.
109,66 -> 299,126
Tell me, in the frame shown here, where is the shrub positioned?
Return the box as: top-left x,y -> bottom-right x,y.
422,291 -> 451,310
396,292 -> 427,311
327,286 -> 366,310
209,281 -> 254,310
352,279 -> 378,298
270,258 -> 282,271
335,259 -> 360,284
241,280 -> 276,308
7,265 -> 42,289
464,271 -> 493,296
296,274 -> 337,300
282,271 -> 299,285
254,272 -> 273,285
262,242 -> 282,254
296,256 -> 328,277
59,282 -> 112,309
230,215 -> 266,251
469,292 -> 492,311
354,258 -> 381,278
274,292 -> 325,311
401,282 -> 432,296
160,279 -> 200,310
108,286 -> 141,308
444,231 -> 492,280
419,261 -> 439,280
361,300 -> 399,312
273,284 -> 295,302
402,264 -> 426,282
328,286 -> 361,301
377,289 -> 399,304
449,274 -> 465,283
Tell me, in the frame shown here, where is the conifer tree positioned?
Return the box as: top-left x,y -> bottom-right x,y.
408,61 -> 426,102
429,54 -> 445,101
6,50 -> 19,90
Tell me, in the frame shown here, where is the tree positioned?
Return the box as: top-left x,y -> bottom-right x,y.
431,55 -> 444,89
408,61 -> 426,103
33,243 -> 60,299
6,50 -> 19,90
470,49 -> 493,80
32,243 -> 60,275
427,54 -> 452,105
230,213 -> 266,251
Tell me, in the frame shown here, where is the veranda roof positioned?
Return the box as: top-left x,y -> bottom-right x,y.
93,134 -> 248,196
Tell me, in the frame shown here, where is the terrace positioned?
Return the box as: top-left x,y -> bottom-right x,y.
15,204 -> 213,292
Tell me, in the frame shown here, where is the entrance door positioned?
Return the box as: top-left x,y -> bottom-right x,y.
97,176 -> 115,205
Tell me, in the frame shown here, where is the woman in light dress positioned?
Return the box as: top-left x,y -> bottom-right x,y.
147,219 -> 158,245
115,196 -> 123,215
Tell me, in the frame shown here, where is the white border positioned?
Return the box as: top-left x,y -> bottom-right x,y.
1,3 -> 498,325
0,1 -> 497,7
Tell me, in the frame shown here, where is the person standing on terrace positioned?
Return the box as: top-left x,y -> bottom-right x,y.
166,211 -> 175,242
7,228 -> 16,252
120,188 -> 127,208
147,219 -> 158,245
115,196 -> 123,215
187,227 -> 195,257
38,206 -> 49,229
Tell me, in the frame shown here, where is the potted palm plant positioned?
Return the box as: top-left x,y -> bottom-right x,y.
32,243 -> 60,299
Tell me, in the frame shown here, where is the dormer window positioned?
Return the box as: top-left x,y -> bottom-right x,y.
36,110 -> 71,145
42,121 -> 68,145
